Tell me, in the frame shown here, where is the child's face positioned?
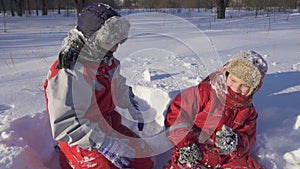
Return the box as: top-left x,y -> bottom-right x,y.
226,74 -> 251,96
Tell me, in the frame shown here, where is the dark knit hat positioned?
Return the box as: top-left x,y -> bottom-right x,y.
226,50 -> 268,96
77,3 -> 120,38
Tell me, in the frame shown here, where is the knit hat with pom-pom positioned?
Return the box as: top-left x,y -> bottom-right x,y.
226,50 -> 268,96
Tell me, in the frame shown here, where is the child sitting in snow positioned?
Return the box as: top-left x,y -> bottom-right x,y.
164,50 -> 268,169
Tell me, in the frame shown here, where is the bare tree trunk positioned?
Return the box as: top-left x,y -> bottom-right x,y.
57,1 -> 61,14
15,0 -> 24,16
10,0 -> 15,16
215,0 -> 225,19
1,0 -> 7,32
197,0 -> 201,12
26,0 -> 31,16
295,0 -> 299,9
35,0 -> 38,16
42,0 -> 47,15
73,0 -> 85,16
1,0 -> 6,14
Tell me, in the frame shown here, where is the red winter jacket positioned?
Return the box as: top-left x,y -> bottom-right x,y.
165,71 -> 262,169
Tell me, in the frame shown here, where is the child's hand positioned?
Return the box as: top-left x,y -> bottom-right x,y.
98,136 -> 135,168
215,125 -> 238,154
177,143 -> 202,167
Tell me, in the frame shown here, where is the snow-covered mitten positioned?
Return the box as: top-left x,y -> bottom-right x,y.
56,29 -> 85,69
215,125 -> 238,154
128,87 -> 144,131
99,136 -> 135,168
177,143 -> 203,167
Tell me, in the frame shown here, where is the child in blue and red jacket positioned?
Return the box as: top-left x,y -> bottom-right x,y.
44,3 -> 154,169
165,50 -> 268,169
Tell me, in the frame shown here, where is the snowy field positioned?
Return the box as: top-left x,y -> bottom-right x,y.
0,9 -> 300,169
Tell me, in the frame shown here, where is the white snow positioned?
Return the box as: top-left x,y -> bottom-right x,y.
0,9 -> 299,169
294,115 -> 300,130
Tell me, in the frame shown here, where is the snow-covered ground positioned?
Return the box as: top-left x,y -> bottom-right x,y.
0,9 -> 299,169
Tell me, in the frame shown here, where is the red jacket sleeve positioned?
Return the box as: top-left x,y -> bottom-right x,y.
164,83 -> 211,147
232,105 -> 258,157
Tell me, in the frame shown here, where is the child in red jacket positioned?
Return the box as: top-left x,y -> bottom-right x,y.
164,50 -> 268,169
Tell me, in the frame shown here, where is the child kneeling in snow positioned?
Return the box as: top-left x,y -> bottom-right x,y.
164,50 -> 267,169
44,3 -> 154,169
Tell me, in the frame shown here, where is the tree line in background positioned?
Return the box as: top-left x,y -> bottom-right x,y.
0,0 -> 299,19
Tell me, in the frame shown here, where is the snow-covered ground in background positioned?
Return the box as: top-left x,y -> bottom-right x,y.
0,9 -> 299,169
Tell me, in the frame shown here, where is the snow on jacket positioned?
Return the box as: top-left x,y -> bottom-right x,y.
44,56 -> 131,150
164,70 -> 262,168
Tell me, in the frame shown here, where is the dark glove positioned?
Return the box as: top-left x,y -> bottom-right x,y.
137,122 -> 144,131
215,125 -> 238,154
177,143 -> 202,167
99,136 -> 135,168
128,87 -> 144,131
56,48 -> 79,69
56,32 -> 85,69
